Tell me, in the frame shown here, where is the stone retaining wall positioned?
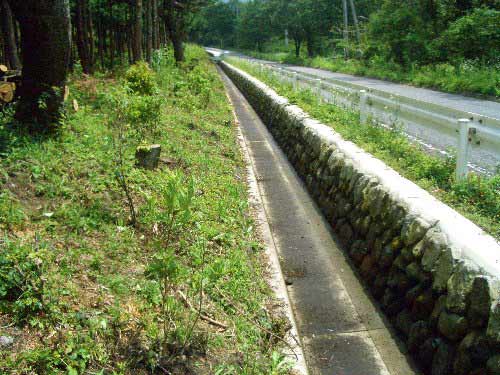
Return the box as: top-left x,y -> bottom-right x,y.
220,61 -> 500,375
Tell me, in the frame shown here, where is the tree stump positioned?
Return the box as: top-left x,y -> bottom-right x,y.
135,144 -> 161,170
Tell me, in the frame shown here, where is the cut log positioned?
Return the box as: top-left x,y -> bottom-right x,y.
0,82 -> 15,102
64,85 -> 70,101
0,65 -> 8,73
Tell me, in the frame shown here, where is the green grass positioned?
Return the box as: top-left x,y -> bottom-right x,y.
241,48 -> 500,99
0,46 -> 293,374
227,57 -> 500,241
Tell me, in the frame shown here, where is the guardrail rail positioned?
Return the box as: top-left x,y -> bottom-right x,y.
224,54 -> 500,178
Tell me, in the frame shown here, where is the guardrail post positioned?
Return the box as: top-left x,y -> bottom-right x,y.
359,90 -> 368,124
293,72 -> 299,91
330,89 -> 336,105
388,95 -> 400,126
456,118 -> 471,182
315,79 -> 322,103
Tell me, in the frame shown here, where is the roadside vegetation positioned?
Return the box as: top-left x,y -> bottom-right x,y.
0,46 -> 293,374
243,48 -> 500,98
227,57 -> 500,241
192,0 -> 500,98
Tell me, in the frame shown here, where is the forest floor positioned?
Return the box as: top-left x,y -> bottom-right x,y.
0,46 -> 293,374
226,57 -> 500,241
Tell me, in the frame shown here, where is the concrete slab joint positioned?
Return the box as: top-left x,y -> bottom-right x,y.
219,60 -> 500,375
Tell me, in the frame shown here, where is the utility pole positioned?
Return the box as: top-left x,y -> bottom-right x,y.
349,0 -> 361,44
342,0 -> 349,59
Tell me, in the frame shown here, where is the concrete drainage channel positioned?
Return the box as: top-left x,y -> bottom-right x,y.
215,59 -> 500,375
217,65 -> 417,374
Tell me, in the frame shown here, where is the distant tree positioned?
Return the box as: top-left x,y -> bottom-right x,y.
267,0 -> 306,57
237,0 -> 273,52
367,0 -> 499,66
368,0 -> 433,66
75,0 -> 94,73
267,0 -> 337,58
191,2 -> 236,48
145,0 -> 153,62
7,0 -> 71,131
132,0 -> 143,62
436,7 -> 500,63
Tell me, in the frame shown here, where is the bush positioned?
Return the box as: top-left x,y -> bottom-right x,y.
0,191 -> 25,228
436,8 -> 500,63
103,85 -> 163,143
451,175 -> 500,221
125,61 -> 158,96
367,1 -> 431,66
125,94 -> 163,140
0,240 -> 48,322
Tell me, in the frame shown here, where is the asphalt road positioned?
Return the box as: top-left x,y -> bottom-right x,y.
211,48 -> 500,120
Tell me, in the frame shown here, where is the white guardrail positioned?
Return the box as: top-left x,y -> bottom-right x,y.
221,54 -> 500,179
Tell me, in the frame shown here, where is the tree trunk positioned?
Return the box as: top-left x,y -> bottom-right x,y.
0,0 -> 20,69
306,34 -> 315,58
97,16 -> 105,69
86,2 -> 95,68
132,0 -> 143,62
165,0 -> 184,63
160,22 -> 167,46
294,38 -> 301,58
145,0 -> 153,63
7,0 -> 71,132
0,33 -> 5,64
172,33 -> 184,62
109,2 -> 115,68
119,28 -> 126,64
152,0 -> 160,49
127,27 -> 134,64
69,24 -> 78,70
75,0 -> 92,73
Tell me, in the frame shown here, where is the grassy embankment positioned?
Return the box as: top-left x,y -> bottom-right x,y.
0,46 -> 293,374
226,57 -> 500,241
240,47 -> 499,99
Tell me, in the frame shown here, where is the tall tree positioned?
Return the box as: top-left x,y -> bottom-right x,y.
152,0 -> 160,49
236,0 -> 273,52
145,0 -> 153,63
0,0 -> 20,69
132,0 -> 143,62
278,0 -> 335,57
7,0 -> 71,131
166,0 -> 211,63
75,0 -> 94,73
268,0 -> 306,57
